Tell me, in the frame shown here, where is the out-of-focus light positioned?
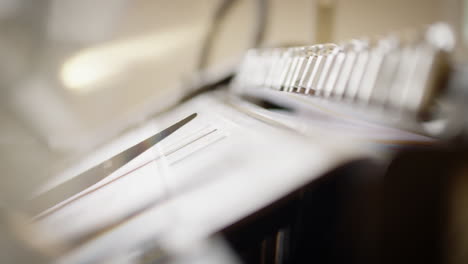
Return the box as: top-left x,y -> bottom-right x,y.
426,22 -> 455,51
60,25 -> 203,94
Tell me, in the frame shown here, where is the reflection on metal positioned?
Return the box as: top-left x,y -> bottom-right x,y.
28,113 -> 197,214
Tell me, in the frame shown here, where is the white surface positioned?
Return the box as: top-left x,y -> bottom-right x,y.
34,92 -> 363,263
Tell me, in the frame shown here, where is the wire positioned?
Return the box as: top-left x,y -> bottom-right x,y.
181,0 -> 268,101
197,0 -> 238,71
197,0 -> 268,71
252,0 -> 268,48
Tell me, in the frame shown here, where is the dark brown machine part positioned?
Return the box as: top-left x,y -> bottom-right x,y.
339,145 -> 468,264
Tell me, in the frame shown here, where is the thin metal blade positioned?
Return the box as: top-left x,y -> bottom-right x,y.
28,113 -> 197,214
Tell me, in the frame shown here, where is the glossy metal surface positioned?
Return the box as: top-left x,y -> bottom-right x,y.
28,113 -> 197,214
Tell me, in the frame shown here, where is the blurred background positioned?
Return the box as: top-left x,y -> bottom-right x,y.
0,0 -> 464,211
